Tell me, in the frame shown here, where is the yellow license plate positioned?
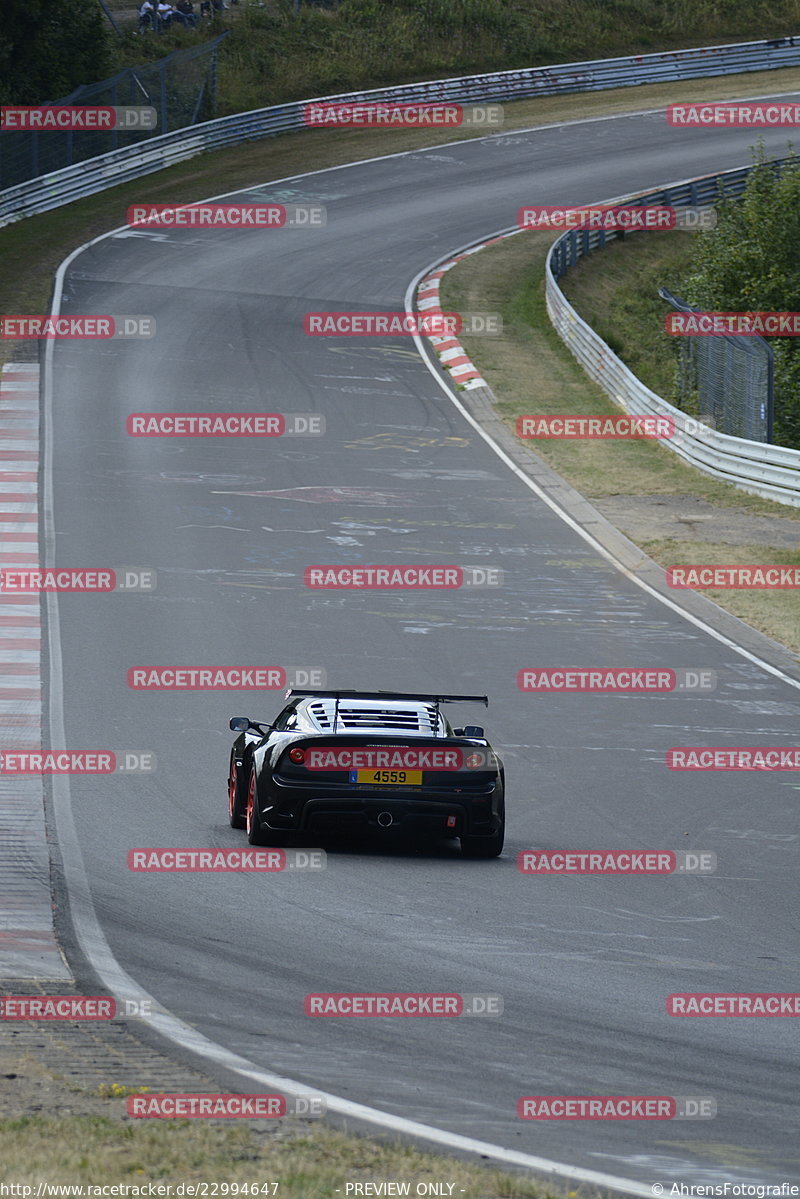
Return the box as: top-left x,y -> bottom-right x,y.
350,769 -> 423,786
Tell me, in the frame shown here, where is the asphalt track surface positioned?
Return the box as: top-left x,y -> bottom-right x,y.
48,107 -> 800,1189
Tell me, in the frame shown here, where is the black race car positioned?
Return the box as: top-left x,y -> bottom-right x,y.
227,689 -> 505,857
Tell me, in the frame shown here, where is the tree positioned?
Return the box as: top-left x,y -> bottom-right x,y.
683,146 -> 800,448
0,0 -> 112,104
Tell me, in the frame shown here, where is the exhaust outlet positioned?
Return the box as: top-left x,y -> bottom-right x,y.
377,811 -> 394,828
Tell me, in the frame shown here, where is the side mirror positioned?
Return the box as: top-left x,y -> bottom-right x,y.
463,725 -> 485,738
453,727 -> 464,737
229,716 -> 250,732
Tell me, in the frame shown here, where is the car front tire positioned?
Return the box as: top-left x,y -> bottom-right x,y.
245,766 -> 270,846
228,749 -> 246,829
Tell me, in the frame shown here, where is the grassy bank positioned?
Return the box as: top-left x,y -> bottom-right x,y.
559,232 -> 694,408
109,0 -> 800,116
440,230 -> 800,654
0,1115 -> 558,1196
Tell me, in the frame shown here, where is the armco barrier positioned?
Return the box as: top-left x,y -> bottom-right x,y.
2,35 -> 800,226
545,162 -> 800,506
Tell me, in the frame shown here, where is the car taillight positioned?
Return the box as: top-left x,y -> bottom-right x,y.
465,752 -> 485,769
289,747 -> 306,764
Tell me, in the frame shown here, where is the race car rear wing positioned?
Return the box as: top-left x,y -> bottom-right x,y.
285,689 -> 488,734
285,689 -> 488,706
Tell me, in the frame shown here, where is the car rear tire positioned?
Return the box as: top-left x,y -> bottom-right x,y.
228,750 -> 246,829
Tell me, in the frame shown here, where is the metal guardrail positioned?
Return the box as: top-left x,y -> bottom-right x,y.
545,163 -> 800,506
3,35 -> 800,226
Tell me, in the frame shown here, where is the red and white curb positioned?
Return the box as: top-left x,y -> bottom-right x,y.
0,362 -> 67,979
417,258 -> 485,389
416,237 -> 510,390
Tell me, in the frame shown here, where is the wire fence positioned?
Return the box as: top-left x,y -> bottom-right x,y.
545,166 -> 800,504
0,34 -> 228,192
660,288 -> 774,443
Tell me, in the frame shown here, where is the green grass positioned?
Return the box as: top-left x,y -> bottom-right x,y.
0,1116 -> 563,1197
109,0 -> 800,117
559,231 -> 696,406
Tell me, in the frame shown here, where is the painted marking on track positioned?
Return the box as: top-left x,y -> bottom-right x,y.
343,433 -> 470,450
211,486 -> 416,505
0,362 -> 68,981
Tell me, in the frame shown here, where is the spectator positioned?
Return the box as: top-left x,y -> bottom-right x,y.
138,0 -> 156,29
173,0 -> 198,26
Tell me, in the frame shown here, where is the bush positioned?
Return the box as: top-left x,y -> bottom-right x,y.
682,148 -> 800,448
0,0 -> 111,104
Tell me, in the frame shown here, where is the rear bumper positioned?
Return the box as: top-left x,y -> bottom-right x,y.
259,778 -> 500,838
302,796 -> 466,837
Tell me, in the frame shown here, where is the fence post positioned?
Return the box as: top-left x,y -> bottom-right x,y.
160,60 -> 168,134
111,81 -> 119,153
210,42 -> 220,111
766,342 -> 775,444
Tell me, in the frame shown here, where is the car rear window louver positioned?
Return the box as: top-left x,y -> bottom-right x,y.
307,701 -> 441,734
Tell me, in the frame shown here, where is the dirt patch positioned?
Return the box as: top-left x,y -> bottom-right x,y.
595,494 -> 800,549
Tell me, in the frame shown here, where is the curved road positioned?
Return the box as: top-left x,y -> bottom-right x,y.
48,106 -> 800,1189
